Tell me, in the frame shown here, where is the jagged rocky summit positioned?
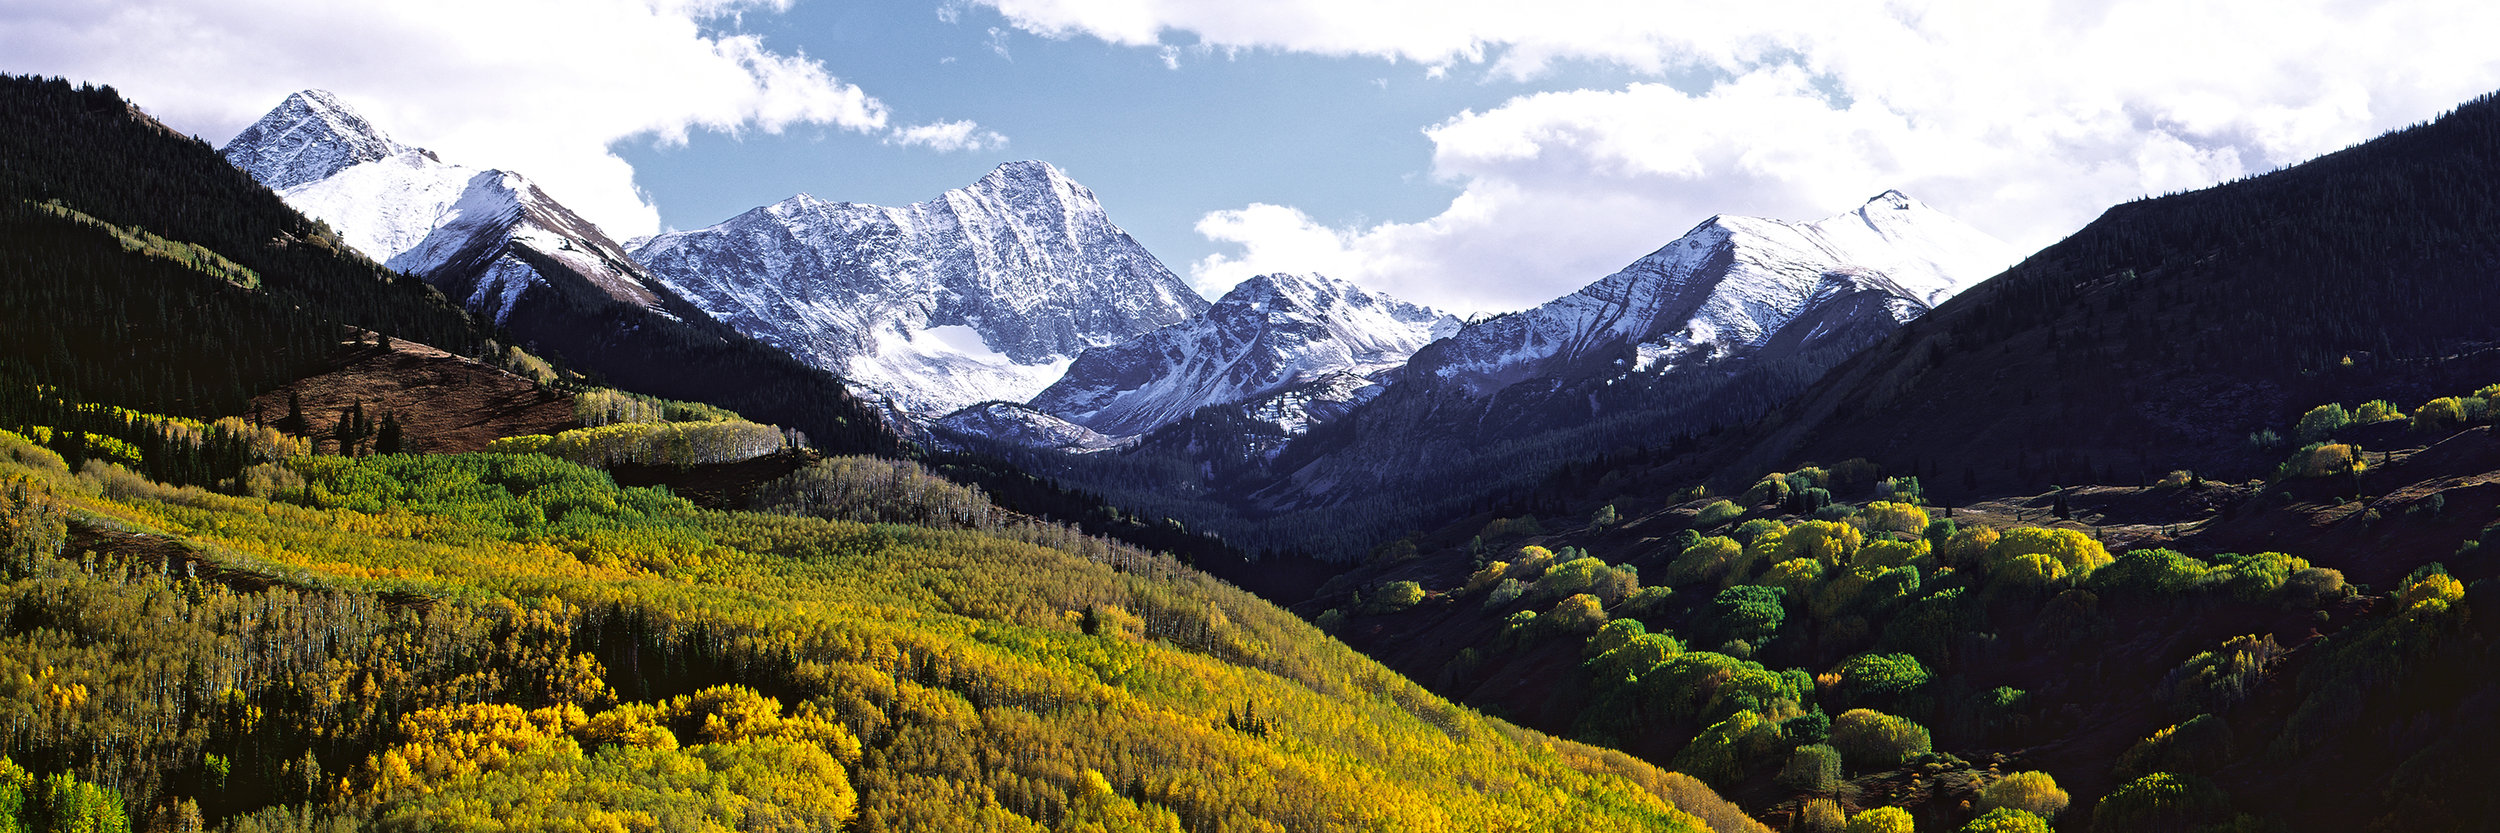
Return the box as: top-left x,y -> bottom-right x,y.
631,162 -> 1208,417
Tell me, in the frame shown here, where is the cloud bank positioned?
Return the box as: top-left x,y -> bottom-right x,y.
1,0 -> 1000,239
978,0 -> 2500,312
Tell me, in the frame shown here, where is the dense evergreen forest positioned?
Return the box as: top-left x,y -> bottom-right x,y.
0,80 -> 485,420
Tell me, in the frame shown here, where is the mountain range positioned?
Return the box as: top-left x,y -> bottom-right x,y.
1018,191 -> 2015,555
218,88 -> 2020,557
1030,271 -> 1459,438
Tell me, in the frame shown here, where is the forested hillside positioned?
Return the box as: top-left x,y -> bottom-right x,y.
1302,379 -> 2500,832
0,404 -> 1750,831
0,79 -> 486,420
1735,91 -> 2500,496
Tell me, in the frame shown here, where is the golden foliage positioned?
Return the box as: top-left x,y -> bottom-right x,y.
1976,770 -> 2069,820
1843,806 -> 1914,833
1856,502 -> 1929,537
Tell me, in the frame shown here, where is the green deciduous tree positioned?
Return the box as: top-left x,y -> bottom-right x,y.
1829,709 -> 1931,772
2293,402 -> 2350,443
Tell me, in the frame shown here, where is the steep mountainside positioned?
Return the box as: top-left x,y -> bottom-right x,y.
1030,272 -> 1458,438
632,162 -> 1208,416
1726,91 -> 2500,497
221,90 -> 899,457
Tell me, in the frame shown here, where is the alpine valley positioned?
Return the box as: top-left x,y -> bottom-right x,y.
5,67 -> 2500,833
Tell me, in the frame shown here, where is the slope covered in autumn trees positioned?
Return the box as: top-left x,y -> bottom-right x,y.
0,414 -> 1756,831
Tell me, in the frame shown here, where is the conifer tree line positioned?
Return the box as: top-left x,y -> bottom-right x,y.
1940,91 -> 2500,372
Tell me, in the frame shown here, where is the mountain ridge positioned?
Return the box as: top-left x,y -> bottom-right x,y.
1717,90 -> 2500,496
1030,271 -> 1459,438
1233,190 -> 2014,524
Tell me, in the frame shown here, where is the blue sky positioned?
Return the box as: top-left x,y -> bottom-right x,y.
10,0 -> 2500,313
618,0 -> 1566,274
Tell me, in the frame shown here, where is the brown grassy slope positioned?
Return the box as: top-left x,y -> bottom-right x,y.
243,337 -> 575,453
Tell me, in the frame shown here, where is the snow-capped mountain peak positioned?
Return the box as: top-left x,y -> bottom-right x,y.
1028,272 -> 1459,438
1416,191 -> 2015,397
224,91 -> 677,326
1810,189 -> 2014,306
630,161 -> 1208,417
221,90 -> 423,192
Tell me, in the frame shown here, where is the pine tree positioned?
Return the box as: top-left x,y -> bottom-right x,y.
333,406 -> 356,456
375,410 -> 404,455
279,391 -> 307,437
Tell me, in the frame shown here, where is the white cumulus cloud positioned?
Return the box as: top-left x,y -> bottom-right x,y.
979,0 -> 2500,313
0,0 -> 998,239
885,119 -> 1009,152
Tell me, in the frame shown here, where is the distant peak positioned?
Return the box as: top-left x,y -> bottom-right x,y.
968,160 -> 1075,192
1867,189 -> 1918,210
1240,271 -> 1319,290
975,160 -> 1091,193
1223,272 -> 1341,304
